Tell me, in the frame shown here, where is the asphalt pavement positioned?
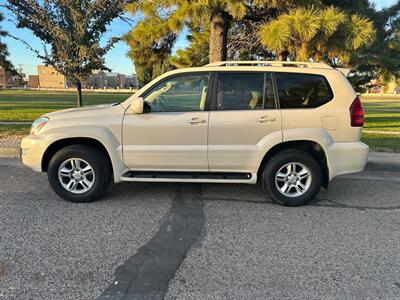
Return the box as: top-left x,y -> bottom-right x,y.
1,158 -> 400,299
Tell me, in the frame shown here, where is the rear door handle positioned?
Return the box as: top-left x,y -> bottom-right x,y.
258,116 -> 276,123
188,117 -> 207,125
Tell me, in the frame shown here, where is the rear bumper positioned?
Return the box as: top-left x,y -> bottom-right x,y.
20,135 -> 51,172
327,142 -> 369,180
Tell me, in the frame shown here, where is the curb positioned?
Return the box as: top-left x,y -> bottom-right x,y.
0,147 -> 20,158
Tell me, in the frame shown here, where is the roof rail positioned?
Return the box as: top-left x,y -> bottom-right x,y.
204,61 -> 332,69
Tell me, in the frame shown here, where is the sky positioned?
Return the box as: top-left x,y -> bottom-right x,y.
0,0 -> 397,76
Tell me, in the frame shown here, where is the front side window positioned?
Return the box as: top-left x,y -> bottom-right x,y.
275,73 -> 333,109
143,73 -> 209,112
216,73 -> 275,110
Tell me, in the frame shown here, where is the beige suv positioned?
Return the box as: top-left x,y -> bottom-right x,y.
21,61 -> 369,206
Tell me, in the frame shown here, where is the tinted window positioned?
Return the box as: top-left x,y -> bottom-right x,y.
275,73 -> 333,108
143,73 -> 209,112
216,73 -> 275,110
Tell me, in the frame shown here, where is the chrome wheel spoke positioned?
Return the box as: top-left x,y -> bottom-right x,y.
298,168 -> 309,179
58,158 -> 95,194
59,167 -> 71,177
276,172 -> 286,182
280,183 -> 290,194
295,185 -> 303,194
297,182 -> 306,191
70,159 -> 77,169
81,179 -> 91,189
82,166 -> 93,176
275,162 -> 312,198
66,180 -> 76,191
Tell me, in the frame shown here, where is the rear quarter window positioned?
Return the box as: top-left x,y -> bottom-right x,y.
275,73 -> 333,109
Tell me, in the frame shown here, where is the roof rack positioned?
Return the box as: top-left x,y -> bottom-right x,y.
205,61 -> 332,69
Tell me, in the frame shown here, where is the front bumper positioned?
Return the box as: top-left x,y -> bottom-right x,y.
327,142 -> 369,180
20,135 -> 51,172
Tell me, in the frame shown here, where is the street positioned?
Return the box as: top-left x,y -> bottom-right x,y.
1,158 -> 400,299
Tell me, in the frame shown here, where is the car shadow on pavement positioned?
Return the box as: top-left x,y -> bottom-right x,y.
106,179 -> 400,212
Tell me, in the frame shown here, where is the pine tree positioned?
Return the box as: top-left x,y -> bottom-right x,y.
126,0 -> 315,65
170,27 -> 210,68
258,6 -> 375,64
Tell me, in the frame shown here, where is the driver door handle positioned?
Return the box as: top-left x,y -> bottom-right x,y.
258,116 -> 276,123
188,117 -> 207,125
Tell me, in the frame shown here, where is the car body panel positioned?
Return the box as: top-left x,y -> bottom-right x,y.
21,63 -> 369,186
21,104 -> 128,183
122,110 -> 209,171
208,110 -> 282,173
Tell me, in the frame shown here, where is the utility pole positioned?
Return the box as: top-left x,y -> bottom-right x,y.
18,64 -> 24,86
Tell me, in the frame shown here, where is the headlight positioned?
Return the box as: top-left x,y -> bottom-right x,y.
30,117 -> 49,135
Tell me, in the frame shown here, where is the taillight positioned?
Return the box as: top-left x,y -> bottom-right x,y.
349,96 -> 364,127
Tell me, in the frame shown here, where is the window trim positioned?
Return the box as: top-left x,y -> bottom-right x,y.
139,72 -> 214,113
274,72 -> 334,110
210,71 -> 278,111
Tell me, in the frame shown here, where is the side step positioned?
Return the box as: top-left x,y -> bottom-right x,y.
120,171 -> 257,184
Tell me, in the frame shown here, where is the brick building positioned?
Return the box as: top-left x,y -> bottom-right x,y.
37,65 -> 72,88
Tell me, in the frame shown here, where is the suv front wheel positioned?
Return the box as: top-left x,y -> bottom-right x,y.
47,145 -> 111,202
262,150 -> 323,206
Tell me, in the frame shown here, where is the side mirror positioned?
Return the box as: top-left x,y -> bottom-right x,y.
130,97 -> 144,114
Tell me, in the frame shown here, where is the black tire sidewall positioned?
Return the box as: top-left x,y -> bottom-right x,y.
262,150 -> 323,206
47,145 -> 111,202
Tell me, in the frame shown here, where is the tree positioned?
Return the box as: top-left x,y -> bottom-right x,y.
352,2 -> 400,77
5,0 -> 130,106
0,12 -> 15,89
322,1 -> 400,90
259,6 -> 375,64
170,27 -> 210,68
126,0 -> 316,66
124,13 -> 177,87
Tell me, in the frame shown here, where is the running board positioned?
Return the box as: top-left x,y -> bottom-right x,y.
120,171 -> 257,184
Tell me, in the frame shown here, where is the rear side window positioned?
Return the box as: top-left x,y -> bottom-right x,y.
275,73 -> 333,109
215,72 -> 276,110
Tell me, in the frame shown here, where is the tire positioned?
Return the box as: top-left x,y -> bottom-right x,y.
47,145 -> 111,202
261,150 -> 323,206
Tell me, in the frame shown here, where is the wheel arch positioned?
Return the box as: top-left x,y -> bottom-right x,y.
257,140 -> 329,189
42,137 -> 113,174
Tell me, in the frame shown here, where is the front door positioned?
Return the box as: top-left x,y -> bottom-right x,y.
123,72 -> 210,171
208,72 -> 282,173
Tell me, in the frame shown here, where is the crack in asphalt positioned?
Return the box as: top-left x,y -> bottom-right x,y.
98,184 -> 204,300
201,196 -> 400,211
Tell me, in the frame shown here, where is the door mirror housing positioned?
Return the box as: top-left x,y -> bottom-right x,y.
130,97 -> 144,114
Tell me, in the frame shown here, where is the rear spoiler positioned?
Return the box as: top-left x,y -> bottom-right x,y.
336,68 -> 351,76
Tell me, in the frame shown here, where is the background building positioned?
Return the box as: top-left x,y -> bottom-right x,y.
86,70 -> 107,88
27,75 -> 40,88
37,65 -> 70,88
0,67 -> 14,88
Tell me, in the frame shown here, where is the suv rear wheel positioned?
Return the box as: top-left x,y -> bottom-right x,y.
47,145 -> 111,202
262,150 -> 322,206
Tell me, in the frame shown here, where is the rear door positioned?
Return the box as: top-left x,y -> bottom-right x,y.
208,72 -> 282,173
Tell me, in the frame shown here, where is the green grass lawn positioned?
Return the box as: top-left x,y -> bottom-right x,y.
0,124 -> 31,137
361,98 -> 400,151
0,90 -> 399,151
363,100 -> 400,132
0,90 -> 131,121
362,132 -> 399,151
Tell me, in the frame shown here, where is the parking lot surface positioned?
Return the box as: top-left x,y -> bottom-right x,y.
1,158 -> 400,299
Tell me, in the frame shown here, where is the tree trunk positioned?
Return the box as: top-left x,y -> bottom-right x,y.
278,50 -> 289,61
76,81 -> 83,107
209,11 -> 230,63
